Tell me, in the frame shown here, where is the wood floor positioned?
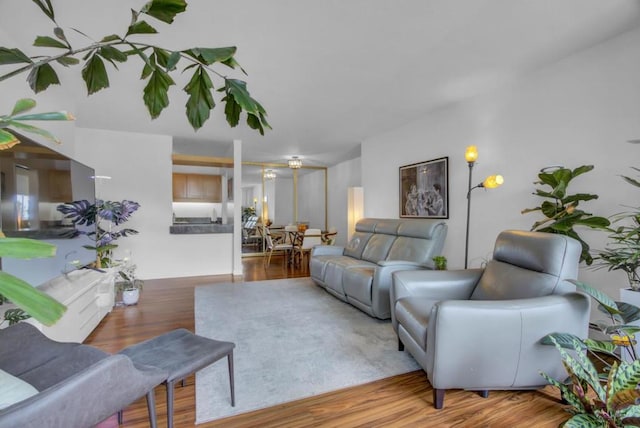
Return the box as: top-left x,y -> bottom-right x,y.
86,255 -> 570,427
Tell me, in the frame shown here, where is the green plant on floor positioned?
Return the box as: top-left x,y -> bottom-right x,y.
541,280 -> 640,427
432,256 -> 447,270
521,165 -> 610,265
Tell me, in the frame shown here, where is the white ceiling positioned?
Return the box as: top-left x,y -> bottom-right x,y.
3,0 -> 640,167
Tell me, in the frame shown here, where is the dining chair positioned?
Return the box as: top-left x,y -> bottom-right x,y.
294,228 -> 323,269
264,227 -> 294,267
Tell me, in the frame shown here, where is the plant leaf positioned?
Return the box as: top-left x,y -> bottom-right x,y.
81,54 -> 110,94
143,68 -> 174,118
570,279 -> 620,315
0,129 -> 20,150
0,237 -> 56,258
0,47 -> 33,65
99,46 -> 128,63
55,56 -> 80,67
6,121 -> 63,144
541,332 -> 586,350
183,66 -> 214,129
192,47 -> 237,65
27,63 -> 60,93
30,0 -> 55,21
33,35 -> 68,49
10,98 -> 36,115
141,0 -> 187,24
0,271 -> 65,326
126,20 -> 158,37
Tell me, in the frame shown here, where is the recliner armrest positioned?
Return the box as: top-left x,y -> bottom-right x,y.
311,245 -> 345,257
0,355 -> 167,428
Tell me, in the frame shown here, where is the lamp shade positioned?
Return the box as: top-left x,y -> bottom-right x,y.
465,145 -> 478,163
482,174 -> 504,189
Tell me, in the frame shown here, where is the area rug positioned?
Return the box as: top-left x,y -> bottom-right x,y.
194,278 -> 420,423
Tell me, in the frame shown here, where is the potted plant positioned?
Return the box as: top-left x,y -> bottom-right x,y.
432,256 -> 447,270
542,279 -> 640,426
593,165 -> 640,291
115,261 -> 143,306
522,165 -> 610,265
57,199 -> 141,268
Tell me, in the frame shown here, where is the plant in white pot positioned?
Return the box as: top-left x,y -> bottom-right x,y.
116,261 -> 143,306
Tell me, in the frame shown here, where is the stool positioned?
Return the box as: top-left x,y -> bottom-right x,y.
119,329 -> 235,428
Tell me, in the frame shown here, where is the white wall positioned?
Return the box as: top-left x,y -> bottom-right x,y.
328,158 -> 362,246
74,128 -> 233,279
362,26 -> 640,299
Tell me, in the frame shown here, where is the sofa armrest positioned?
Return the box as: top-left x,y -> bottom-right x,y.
390,269 -> 482,330
425,293 -> 590,390
0,355 -> 167,428
369,261 -> 431,319
311,245 -> 345,257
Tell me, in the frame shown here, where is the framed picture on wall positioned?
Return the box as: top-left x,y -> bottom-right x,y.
399,157 -> 449,219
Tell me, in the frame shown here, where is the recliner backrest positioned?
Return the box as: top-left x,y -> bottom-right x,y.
387,220 -> 447,264
470,230 -> 581,300
343,219 -> 377,259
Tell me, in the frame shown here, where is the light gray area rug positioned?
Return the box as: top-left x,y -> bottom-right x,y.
194,278 -> 420,423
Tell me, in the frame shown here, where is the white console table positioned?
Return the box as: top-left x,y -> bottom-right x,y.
4,269 -> 116,343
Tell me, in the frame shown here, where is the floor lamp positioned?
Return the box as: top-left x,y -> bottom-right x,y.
464,145 -> 503,269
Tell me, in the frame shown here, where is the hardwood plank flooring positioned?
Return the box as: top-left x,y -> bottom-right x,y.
86,255 -> 570,427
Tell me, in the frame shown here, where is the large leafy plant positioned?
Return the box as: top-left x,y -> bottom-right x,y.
0,0 -> 270,149
593,164 -> 640,290
57,199 -> 141,267
542,280 -> 640,427
522,165 -> 610,265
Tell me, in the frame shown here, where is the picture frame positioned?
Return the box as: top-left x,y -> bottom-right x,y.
399,157 -> 449,219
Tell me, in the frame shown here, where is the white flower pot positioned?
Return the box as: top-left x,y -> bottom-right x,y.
122,288 -> 140,306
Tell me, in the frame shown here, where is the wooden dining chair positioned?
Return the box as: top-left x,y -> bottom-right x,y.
294,228 -> 323,269
264,227 -> 293,267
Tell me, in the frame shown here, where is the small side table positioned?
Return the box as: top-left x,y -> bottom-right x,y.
119,329 -> 235,428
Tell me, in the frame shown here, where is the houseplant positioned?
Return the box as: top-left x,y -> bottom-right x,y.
57,199 -> 141,268
432,256 -> 447,270
521,165 -> 610,265
115,260 -> 143,306
542,279 -> 640,427
593,164 -> 640,290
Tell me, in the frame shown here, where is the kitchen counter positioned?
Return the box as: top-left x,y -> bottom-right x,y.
169,223 -> 233,234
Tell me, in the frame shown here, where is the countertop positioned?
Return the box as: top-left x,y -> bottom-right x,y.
169,217 -> 233,234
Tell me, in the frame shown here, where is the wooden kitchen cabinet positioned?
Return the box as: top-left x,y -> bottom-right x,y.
173,173 -> 221,202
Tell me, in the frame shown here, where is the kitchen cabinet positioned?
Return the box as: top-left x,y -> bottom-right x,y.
172,173 -> 221,202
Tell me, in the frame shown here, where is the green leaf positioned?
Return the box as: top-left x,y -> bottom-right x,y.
33,35 -> 68,49
166,51 -> 180,70
0,129 -> 20,150
0,47 -> 33,65
143,68 -> 174,119
563,414 -> 603,427
575,216 -> 610,228
541,332 -> 586,350
570,279 -> 620,315
226,79 -> 260,114
99,46 -> 128,63
53,27 -> 67,43
6,121 -> 63,144
617,301 -> 640,324
10,98 -> 36,115
583,338 -> 617,355
81,54 -> 110,94
100,34 -> 121,43
0,238 -> 56,258
30,0 -> 55,21
192,47 -> 237,65
12,111 -> 74,121
184,66 -> 214,130
126,20 -> 158,37
27,63 -> 60,93
572,164 -> 595,178
141,0 -> 187,24
0,271 -> 65,326
223,95 -> 241,128
55,56 -> 80,67
153,48 -> 170,68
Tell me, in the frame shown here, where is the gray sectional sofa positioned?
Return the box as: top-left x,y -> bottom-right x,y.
310,218 -> 447,319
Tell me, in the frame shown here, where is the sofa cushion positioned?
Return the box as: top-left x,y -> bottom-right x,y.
343,267 -> 376,306
361,234 -> 396,263
343,231 -> 373,259
324,258 -> 376,296
0,369 -> 38,410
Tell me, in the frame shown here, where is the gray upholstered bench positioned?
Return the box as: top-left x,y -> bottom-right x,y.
119,328 -> 235,428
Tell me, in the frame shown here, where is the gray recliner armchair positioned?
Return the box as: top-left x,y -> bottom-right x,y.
390,230 -> 590,409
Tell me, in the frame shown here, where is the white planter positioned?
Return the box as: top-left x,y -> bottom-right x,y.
618,288 -> 640,362
122,288 -> 140,306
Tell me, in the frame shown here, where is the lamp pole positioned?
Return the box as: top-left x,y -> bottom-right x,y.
464,160 -> 475,269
